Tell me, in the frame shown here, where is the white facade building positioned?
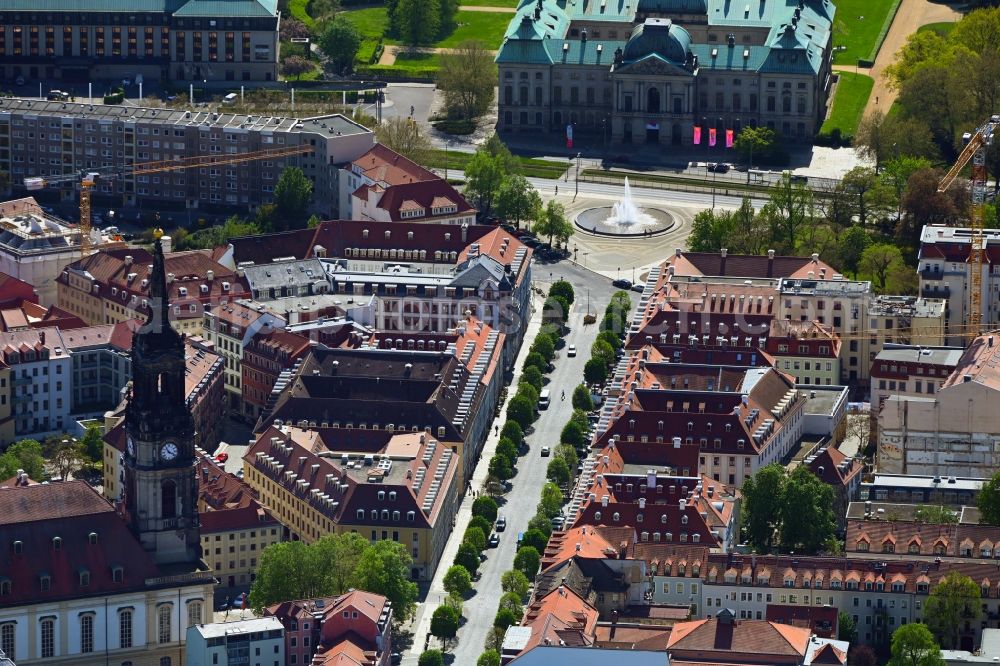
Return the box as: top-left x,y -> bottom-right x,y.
186,617 -> 285,666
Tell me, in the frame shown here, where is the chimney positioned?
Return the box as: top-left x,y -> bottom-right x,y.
811,252 -> 819,263
124,255 -> 133,266
675,248 -> 682,257
160,235 -> 172,253
461,223 -> 468,243
721,248 -> 728,258
206,269 -> 214,281
639,497 -> 646,509
602,495 -> 609,507
575,542 -> 582,552
679,498 -> 687,510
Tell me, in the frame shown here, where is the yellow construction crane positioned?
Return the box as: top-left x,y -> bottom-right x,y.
938,115 -> 1000,336
23,144 -> 314,254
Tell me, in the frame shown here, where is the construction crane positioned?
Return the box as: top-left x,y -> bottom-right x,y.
938,115 -> 1000,336
23,144 -> 314,253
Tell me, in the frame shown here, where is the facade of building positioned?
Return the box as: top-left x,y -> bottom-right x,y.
201,301 -> 284,415
869,344 -> 964,413
0,1 -> 279,84
764,319 -> 841,386
0,100 -> 374,218
240,329 -> 311,421
60,323 -> 131,417
265,590 -> 393,666
495,0 -> 835,145
243,424 -> 461,580
186,617 -> 285,666
0,327 -> 72,437
0,197 -> 122,305
57,245 -> 237,335
878,334 -> 1000,478
918,225 -> 1000,344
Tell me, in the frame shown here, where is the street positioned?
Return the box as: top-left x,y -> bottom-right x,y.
445,262 -> 615,664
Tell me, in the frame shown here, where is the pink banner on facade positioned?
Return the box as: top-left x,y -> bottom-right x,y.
693,126 -> 701,145
709,128 -> 717,147
725,129 -> 734,148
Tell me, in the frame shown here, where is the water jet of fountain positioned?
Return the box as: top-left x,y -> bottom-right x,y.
607,177 -> 657,229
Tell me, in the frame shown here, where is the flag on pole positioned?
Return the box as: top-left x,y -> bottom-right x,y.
693,125 -> 701,145
725,129 -> 734,148
566,124 -> 574,149
709,127 -> 717,147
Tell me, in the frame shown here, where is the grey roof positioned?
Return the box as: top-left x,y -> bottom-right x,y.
452,255 -> 513,290
509,647 -> 669,665
869,474 -> 984,491
637,0 -> 706,13
622,18 -> 692,63
242,259 -> 327,292
0,0 -> 277,16
874,345 -> 964,367
171,0 -> 278,17
192,616 -> 283,639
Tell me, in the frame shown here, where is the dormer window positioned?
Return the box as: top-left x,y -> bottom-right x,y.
12,541 -> 22,555
89,533 -> 98,545
40,574 -> 51,591
79,569 -> 91,587
0,578 -> 10,595
112,566 -> 124,583
52,537 -> 62,551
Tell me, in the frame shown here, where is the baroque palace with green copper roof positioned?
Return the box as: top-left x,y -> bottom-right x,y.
496,0 -> 835,146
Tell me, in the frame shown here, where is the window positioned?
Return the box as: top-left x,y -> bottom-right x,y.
158,605 -> 172,644
81,614 -> 94,653
188,601 -> 203,627
41,618 -> 54,658
120,609 -> 133,648
161,480 -> 177,519
1,623 -> 14,660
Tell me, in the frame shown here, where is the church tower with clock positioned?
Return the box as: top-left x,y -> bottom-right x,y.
122,232 -> 201,566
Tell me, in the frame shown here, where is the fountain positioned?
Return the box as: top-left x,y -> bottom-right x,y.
574,177 -> 675,237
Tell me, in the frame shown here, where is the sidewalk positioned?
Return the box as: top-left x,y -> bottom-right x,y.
404,291 -> 545,660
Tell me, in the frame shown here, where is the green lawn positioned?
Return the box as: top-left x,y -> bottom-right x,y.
341,7 -> 390,41
831,0 -> 900,64
460,0 -> 518,7
820,72 -> 874,138
392,51 -> 442,71
436,11 -> 511,47
917,21 -> 956,37
289,0 -> 315,27
340,6 -> 510,49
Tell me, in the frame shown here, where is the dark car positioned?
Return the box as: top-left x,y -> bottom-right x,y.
488,533 -> 500,548
391,653 -> 402,665
496,516 -> 507,532
709,162 -> 730,173
611,278 -> 632,289
630,283 -> 645,293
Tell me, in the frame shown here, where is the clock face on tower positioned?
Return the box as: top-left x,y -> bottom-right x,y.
160,442 -> 179,461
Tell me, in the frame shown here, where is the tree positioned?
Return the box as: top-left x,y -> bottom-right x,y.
464,525 -> 487,552
501,569 -> 531,600
521,528 -> 548,554
80,424 -> 104,462
394,0 -> 441,45
472,496 -> 499,523
766,174 -> 813,252
280,18 -> 311,40
980,470 -> 1000,525
532,334 -> 556,362
454,541 -> 481,576
273,167 -> 313,231
860,243 -> 906,292
309,0 -> 341,23
316,532 -> 369,594
478,650 -> 501,666
430,605 -> 460,648
900,168 -> 967,249
741,463 -> 785,551
546,456 -> 570,486
838,611 -> 857,643
419,649 -> 445,666
506,394 -> 536,429
515,383 -> 539,408
888,623 -> 946,666
734,126 -> 775,175
550,279 -> 575,305
837,225 -> 871,278
543,295 -> 570,326
438,0 -> 459,35
0,438 -> 46,480
925,571 -> 982,648
572,384 -> 594,411
779,466 -> 836,553
249,541 -> 322,612
495,175 -> 542,230
469,515 -> 493,537
496,437 -> 519,464
528,512 -> 553,537
501,421 -> 524,448
524,352 -> 548,374
591,339 -> 616,368
855,110 -> 936,172
560,420 -> 587,449
316,15 -> 361,74
488,453 -> 514,482
352,540 -> 419,621
499,591 -> 524,616
533,200 -> 573,248
443,565 -> 472,597
556,444 -> 578,471
280,55 -> 313,80
174,215 -> 261,251
539,482 -> 563,519
849,645 -> 879,666
494,607 -> 520,630
584,358 -> 608,384
374,117 -> 432,165
913,505 -> 957,524
513,546 -> 541,579
438,40 -> 497,120
51,443 -> 84,480
464,149 -> 506,219
840,166 -> 881,226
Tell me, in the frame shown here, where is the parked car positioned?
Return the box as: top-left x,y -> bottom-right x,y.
488,533 -> 500,548
567,344 -> 577,357
611,278 -> 632,289
215,452 -> 229,463
391,653 -> 402,665
231,592 -> 248,609
709,162 -> 730,173
551,515 -> 566,530
630,283 -> 645,293
496,516 -> 507,531
540,446 -> 551,457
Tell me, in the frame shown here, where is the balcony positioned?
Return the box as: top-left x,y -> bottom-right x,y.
12,376 -> 31,387
919,268 -> 943,280
921,286 -> 950,299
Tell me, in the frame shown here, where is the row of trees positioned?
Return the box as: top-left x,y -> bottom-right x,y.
247,532 -> 419,619
582,291 -> 631,385
385,0 -> 459,46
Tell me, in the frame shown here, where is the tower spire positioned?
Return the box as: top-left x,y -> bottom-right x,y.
147,229 -> 171,334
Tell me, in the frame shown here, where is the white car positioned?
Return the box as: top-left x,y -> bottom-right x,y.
567,344 -> 577,357
541,446 -> 551,457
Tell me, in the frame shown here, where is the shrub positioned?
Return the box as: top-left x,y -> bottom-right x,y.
464,525 -> 487,552
443,565 -> 472,596
500,421 -> 523,447
419,650 -> 444,666
455,541 -> 480,575
506,395 -> 535,429
549,279 -> 575,305
520,365 -> 544,392
472,496 -> 499,523
572,384 -> 594,411
514,546 -> 541,579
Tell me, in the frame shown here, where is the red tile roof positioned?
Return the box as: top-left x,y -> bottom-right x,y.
369,180 -> 474,222
351,144 -> 438,186
666,615 -> 810,659
664,251 -> 835,280
807,447 -> 862,488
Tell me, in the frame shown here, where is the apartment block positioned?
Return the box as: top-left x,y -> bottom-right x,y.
60,322 -> 131,416
0,99 -> 374,218
869,344 -> 963,412
0,327 -> 71,437
241,329 -> 312,421
0,0 -> 280,83
186,617 -> 285,666
764,319 -> 841,386
243,424 -> 461,580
